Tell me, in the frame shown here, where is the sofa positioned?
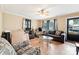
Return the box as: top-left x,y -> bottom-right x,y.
0,38 -> 17,55
43,31 -> 65,43
0,29 -> 40,55
0,37 -> 41,55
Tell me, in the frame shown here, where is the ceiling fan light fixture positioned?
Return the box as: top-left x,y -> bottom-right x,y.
37,8 -> 49,17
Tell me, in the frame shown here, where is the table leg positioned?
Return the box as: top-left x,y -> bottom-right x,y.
76,47 -> 79,55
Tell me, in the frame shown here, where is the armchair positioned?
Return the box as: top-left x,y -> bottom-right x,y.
11,29 -> 40,55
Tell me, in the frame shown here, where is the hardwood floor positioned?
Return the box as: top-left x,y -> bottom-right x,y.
30,38 -> 76,55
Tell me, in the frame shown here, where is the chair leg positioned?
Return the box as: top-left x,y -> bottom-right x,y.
76,47 -> 78,55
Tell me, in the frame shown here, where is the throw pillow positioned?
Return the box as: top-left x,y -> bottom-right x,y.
13,43 -> 20,51
19,41 -> 29,48
55,31 -> 61,36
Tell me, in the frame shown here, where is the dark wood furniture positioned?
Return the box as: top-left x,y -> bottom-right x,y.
29,30 -> 35,39
75,42 -> 79,55
1,32 -> 11,44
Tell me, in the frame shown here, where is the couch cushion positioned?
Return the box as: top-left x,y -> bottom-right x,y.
13,40 -> 29,51
55,31 -> 61,36
20,41 -> 29,48
48,31 -> 55,34
0,38 -> 17,55
17,45 -> 32,55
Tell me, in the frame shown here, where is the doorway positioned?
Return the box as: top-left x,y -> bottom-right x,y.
67,17 -> 79,42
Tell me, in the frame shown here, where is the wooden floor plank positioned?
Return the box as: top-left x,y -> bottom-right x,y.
30,38 -> 76,55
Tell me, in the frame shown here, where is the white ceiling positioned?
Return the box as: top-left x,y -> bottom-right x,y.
1,4 -> 79,19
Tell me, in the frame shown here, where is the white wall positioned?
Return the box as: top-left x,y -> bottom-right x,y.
0,12 -> 3,36
31,20 -> 43,30
3,13 -> 23,32
54,12 -> 79,33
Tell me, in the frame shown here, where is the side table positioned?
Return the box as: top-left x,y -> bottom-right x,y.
75,42 -> 79,55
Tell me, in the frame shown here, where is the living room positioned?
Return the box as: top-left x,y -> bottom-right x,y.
0,4 -> 79,55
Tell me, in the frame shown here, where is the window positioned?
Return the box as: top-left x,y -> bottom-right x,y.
42,19 -> 55,31
23,19 -> 31,32
68,18 -> 79,32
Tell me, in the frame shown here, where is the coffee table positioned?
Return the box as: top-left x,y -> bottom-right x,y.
39,35 -> 53,54
42,35 -> 53,41
40,35 -> 53,46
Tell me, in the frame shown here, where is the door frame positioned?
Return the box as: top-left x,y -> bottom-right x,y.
67,17 -> 79,40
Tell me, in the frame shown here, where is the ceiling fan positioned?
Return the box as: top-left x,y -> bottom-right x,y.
37,8 -> 49,17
